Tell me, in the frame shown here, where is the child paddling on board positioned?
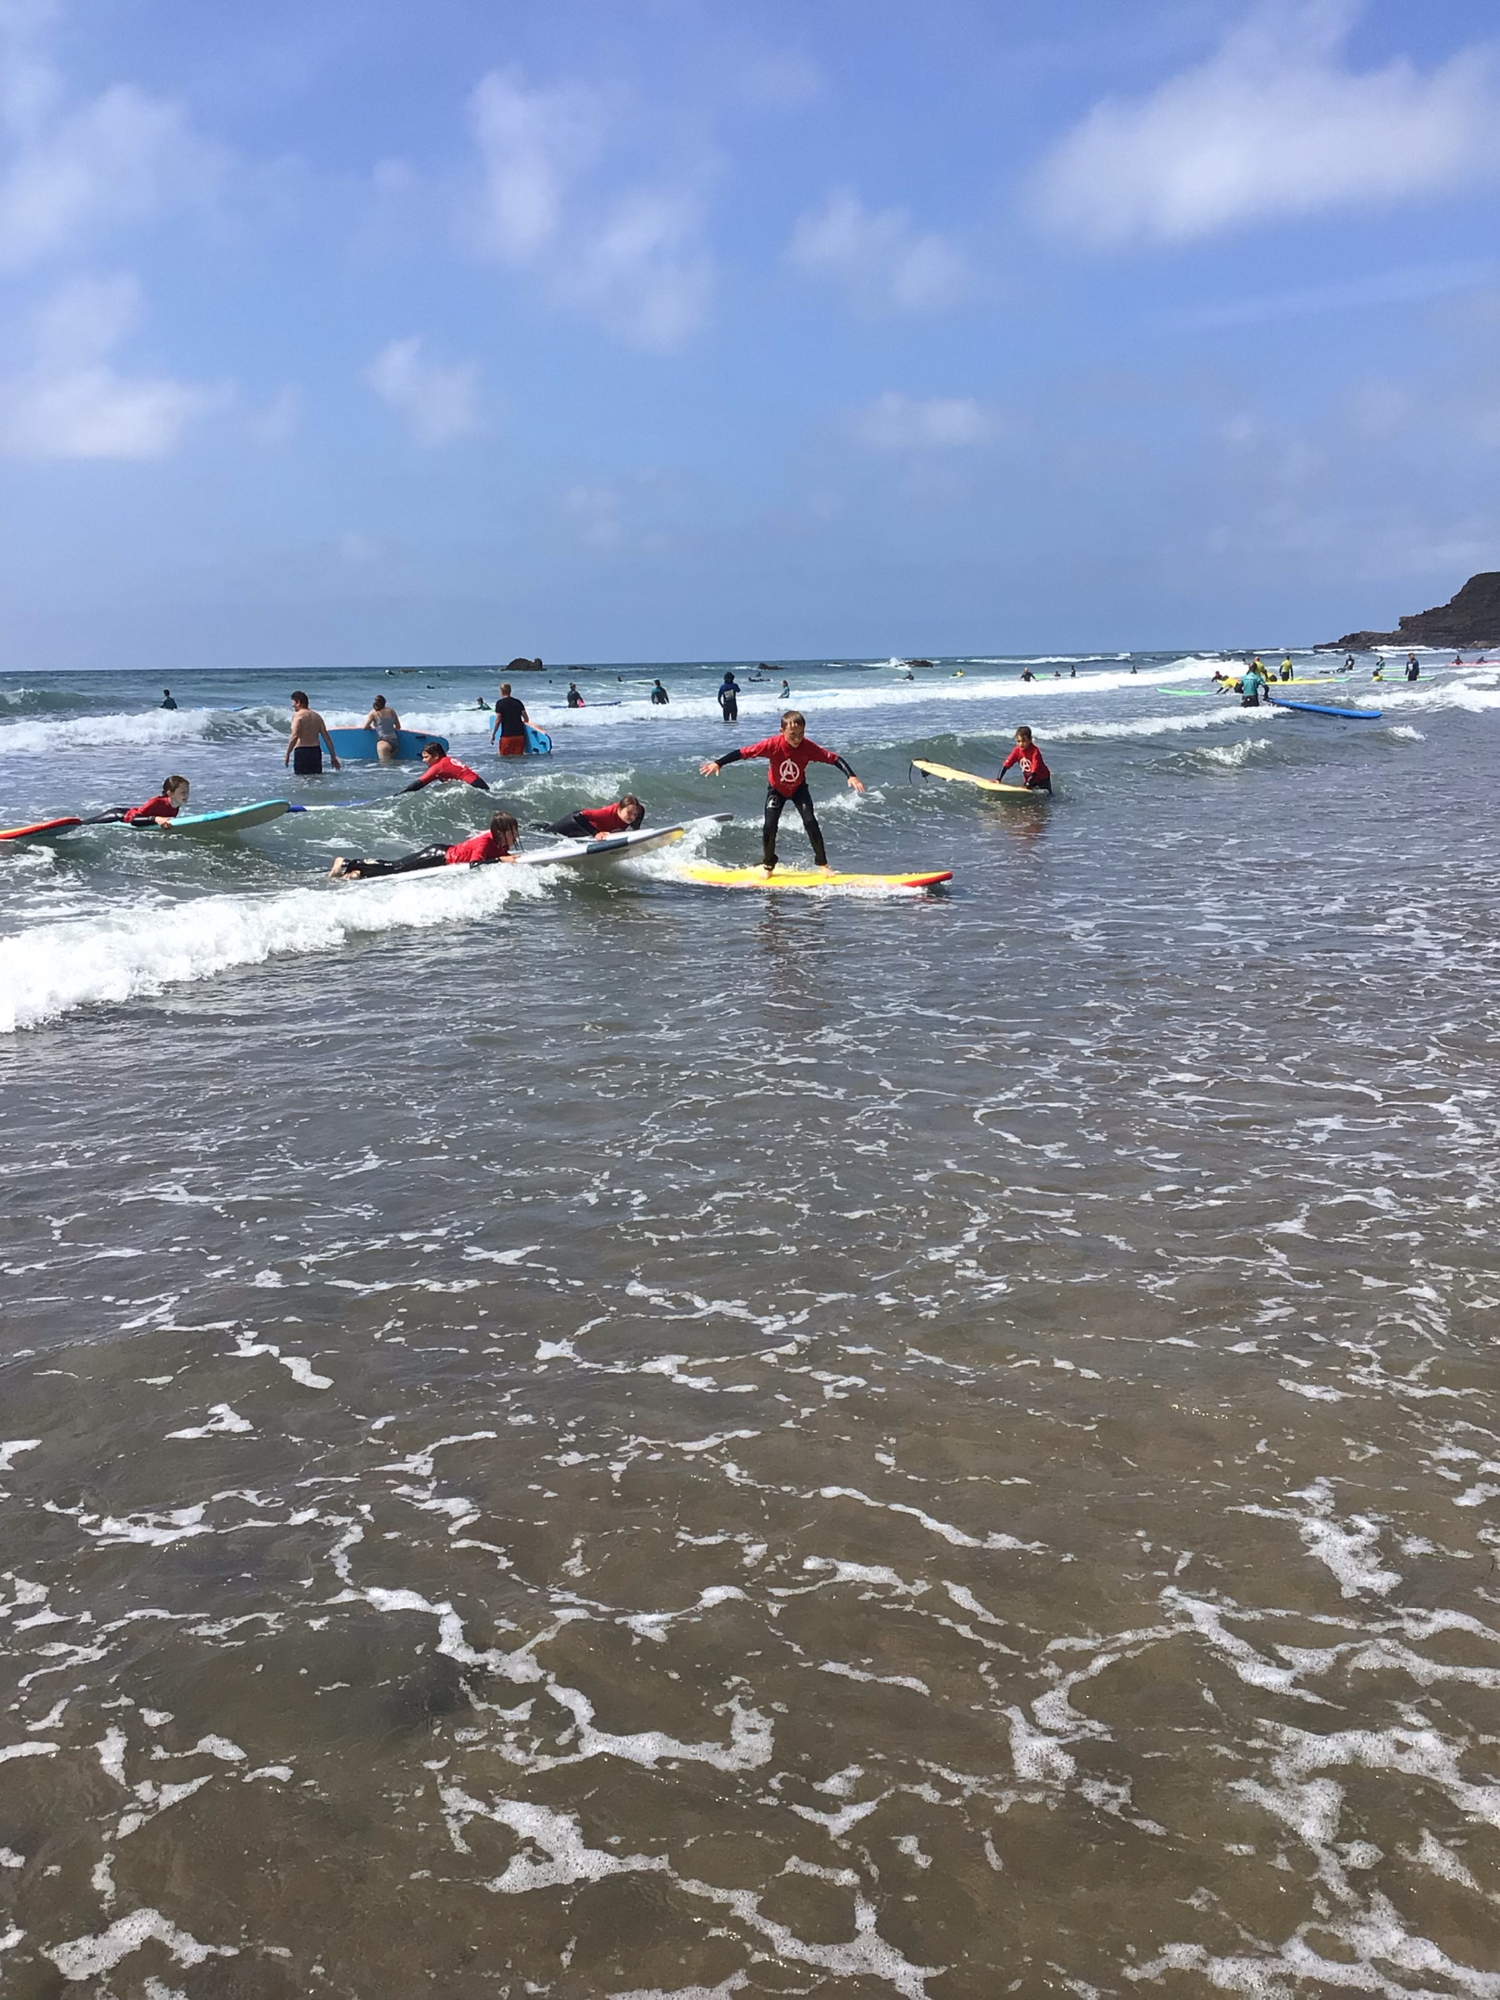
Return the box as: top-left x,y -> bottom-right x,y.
328,812 -> 520,880
400,743 -> 492,792
92,776 -> 192,826
999,728 -> 1051,793
700,710 -> 864,872
545,795 -> 645,839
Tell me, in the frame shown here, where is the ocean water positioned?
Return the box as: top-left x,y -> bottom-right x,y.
2,650 -> 1499,1997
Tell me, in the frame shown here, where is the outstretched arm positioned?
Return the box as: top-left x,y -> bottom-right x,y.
699,747 -> 746,777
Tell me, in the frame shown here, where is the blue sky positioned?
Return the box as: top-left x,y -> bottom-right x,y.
2,0 -> 1498,667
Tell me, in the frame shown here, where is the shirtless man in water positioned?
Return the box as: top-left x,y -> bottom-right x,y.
285,692 -> 341,776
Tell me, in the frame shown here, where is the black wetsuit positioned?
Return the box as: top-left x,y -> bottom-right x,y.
712,736 -> 856,869
340,845 -> 448,878
718,681 -> 739,722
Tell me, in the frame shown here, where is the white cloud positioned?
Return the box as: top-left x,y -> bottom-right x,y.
464,66 -> 714,351
467,66 -> 605,262
0,73 -> 221,269
1031,0 -> 1500,247
366,337 -> 481,446
786,188 -> 967,314
853,392 -> 994,451
562,191 -> 712,353
0,274 -> 220,460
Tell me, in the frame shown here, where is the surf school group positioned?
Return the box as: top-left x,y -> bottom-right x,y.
3,675 -> 1056,887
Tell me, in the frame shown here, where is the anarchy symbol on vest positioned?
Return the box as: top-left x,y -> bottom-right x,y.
777,758 -> 800,785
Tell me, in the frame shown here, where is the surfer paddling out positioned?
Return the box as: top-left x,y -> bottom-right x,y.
328,812 -> 520,880
546,795 -> 646,839
700,710 -> 864,873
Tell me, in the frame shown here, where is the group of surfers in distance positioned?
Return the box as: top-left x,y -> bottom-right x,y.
1211,651 -> 1423,707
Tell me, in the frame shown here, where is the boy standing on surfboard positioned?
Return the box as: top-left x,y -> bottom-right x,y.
700,710 -> 864,872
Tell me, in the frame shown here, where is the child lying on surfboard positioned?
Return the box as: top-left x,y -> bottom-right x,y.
92,776 -> 192,826
328,812 -> 520,879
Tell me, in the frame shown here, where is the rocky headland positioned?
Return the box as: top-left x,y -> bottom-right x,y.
1318,571 -> 1500,650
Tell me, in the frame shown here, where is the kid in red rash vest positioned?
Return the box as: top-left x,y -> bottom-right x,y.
401,744 -> 491,792
999,727 -> 1051,792
328,812 -> 520,880
545,795 -> 646,839
700,710 -> 864,870
92,776 -> 191,825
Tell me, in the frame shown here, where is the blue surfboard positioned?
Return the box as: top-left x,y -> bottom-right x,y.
1268,697 -> 1382,720
127,800 -> 293,834
526,726 -> 552,755
326,728 -> 448,762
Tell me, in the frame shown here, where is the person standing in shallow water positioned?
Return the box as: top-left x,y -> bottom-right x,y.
717,672 -> 739,723
285,692 -> 340,776
489,682 -> 531,757
1000,727 -> 1051,792
160,688 -> 177,710
363,695 -> 402,761
699,709 -> 864,873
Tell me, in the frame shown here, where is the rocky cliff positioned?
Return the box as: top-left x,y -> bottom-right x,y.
1318,571 -> 1500,650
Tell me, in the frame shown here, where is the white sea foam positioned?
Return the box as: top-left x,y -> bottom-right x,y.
45,1910 -> 237,1982
0,709 -> 218,757
0,865 -> 548,1033
1196,737 -> 1273,768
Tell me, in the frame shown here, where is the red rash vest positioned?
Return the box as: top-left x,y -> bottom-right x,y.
1001,743 -> 1050,785
578,804 -> 632,833
731,734 -> 848,797
415,755 -> 481,788
445,829 -> 508,865
123,794 -> 181,823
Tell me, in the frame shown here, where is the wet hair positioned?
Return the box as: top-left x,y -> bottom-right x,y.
422,741 -> 445,759
781,709 -> 805,729
371,695 -> 387,710
1014,726 -> 1034,743
620,794 -> 644,820
489,811 -> 520,849
291,690 -> 309,706
163,775 -> 190,793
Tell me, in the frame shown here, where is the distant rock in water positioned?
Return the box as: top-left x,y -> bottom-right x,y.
1318,572 -> 1500,649
505,655 -> 544,671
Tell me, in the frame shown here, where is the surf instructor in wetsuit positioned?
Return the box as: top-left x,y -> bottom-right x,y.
700,710 -> 863,872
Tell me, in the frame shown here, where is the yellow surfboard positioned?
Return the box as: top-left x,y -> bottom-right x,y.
911,759 -> 1047,797
678,862 -> 952,891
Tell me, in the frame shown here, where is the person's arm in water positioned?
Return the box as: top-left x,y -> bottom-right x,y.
318,719 -> 342,770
